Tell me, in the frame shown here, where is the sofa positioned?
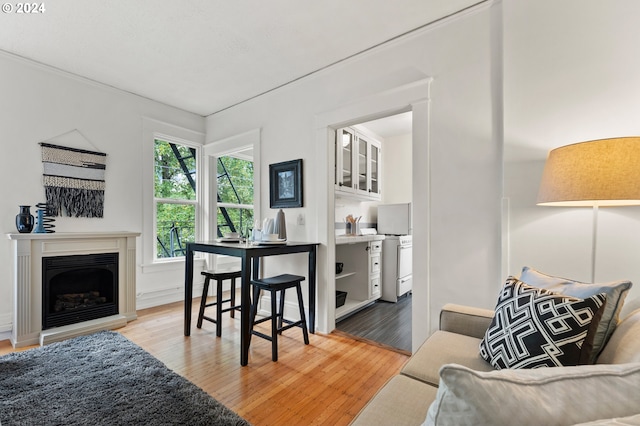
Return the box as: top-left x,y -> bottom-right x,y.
351,269 -> 640,426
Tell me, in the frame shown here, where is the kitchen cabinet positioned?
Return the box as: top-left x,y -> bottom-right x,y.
335,236 -> 384,321
369,240 -> 382,299
335,127 -> 381,200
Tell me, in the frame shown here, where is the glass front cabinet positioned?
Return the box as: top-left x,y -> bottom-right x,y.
335,127 -> 382,200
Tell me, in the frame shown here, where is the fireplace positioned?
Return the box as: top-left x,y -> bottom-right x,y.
43,253 -> 119,329
8,231 -> 139,348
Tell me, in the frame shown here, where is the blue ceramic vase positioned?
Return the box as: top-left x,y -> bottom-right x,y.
15,205 -> 34,233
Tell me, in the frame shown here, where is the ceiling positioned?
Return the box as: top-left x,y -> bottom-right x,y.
359,112 -> 413,139
0,0 -> 481,117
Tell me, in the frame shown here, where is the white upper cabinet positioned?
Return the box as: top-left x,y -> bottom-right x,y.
335,127 -> 382,200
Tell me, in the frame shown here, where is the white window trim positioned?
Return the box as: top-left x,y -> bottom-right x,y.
142,118 -> 205,271
217,202 -> 253,210
204,129 -> 261,270
152,140 -> 201,261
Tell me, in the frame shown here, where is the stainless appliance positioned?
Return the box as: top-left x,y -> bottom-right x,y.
377,203 -> 411,235
377,203 -> 412,302
380,235 -> 412,302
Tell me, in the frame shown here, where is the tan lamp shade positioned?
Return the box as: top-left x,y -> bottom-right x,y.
537,137 -> 640,206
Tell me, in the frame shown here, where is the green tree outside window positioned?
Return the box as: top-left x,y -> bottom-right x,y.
154,139 -> 197,258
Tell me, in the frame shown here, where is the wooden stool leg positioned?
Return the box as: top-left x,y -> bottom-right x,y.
277,288 -> 286,333
197,277 -> 210,329
215,279 -> 223,337
230,277 -> 236,319
249,287 -> 261,346
296,283 -> 310,344
271,289 -> 278,362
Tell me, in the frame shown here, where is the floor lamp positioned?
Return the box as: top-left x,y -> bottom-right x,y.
537,137 -> 640,282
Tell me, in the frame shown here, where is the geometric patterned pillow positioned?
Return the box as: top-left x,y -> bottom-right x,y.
519,266 -> 632,362
479,277 -> 607,369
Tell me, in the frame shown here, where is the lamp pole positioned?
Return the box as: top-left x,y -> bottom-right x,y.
591,204 -> 598,283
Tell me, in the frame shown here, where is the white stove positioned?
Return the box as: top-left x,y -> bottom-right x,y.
380,235 -> 412,302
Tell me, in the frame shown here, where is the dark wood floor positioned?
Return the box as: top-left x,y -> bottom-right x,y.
336,293 -> 412,353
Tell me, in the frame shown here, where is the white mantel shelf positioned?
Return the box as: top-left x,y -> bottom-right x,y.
7,231 -> 140,240
7,231 -> 140,348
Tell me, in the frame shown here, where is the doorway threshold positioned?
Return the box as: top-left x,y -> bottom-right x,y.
335,293 -> 412,353
332,329 -> 411,356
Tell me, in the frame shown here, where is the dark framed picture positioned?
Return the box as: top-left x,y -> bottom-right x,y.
269,159 -> 303,208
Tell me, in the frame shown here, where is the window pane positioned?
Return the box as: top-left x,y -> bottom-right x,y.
217,207 -> 253,237
156,203 -> 195,258
217,157 -> 253,204
154,139 -> 196,200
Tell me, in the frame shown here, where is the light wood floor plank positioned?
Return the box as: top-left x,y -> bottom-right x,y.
0,298 -> 409,425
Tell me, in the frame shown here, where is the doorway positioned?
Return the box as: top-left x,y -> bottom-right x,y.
334,112 -> 413,353
314,77 -> 431,352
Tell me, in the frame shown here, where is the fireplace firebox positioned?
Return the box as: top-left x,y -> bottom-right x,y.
43,253 -> 119,329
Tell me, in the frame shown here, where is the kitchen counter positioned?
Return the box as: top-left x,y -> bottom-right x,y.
335,234 -> 385,245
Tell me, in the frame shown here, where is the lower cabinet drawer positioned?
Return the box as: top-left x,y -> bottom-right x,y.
369,241 -> 382,254
370,275 -> 381,298
370,254 -> 381,274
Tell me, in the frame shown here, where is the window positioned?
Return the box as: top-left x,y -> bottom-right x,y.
154,139 -> 198,259
217,154 -> 254,238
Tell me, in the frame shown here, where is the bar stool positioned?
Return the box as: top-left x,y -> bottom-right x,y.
249,274 -> 309,361
197,270 -> 242,337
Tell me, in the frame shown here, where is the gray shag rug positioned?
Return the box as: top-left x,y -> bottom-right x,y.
0,331 -> 250,426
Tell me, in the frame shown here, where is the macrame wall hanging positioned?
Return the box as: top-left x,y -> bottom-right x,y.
40,142 -> 107,218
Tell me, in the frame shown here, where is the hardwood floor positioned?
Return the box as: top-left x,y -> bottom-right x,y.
336,293 -> 412,354
0,297 -> 409,426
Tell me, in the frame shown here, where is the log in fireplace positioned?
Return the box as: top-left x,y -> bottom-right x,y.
42,253 -> 119,329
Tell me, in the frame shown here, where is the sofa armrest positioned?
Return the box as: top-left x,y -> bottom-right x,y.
439,304 -> 494,339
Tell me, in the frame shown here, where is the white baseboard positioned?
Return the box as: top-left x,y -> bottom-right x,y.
40,314 -> 128,345
257,294 -> 308,322
0,313 -> 12,343
0,291 -> 310,343
136,283 -> 205,310
0,313 -> 11,333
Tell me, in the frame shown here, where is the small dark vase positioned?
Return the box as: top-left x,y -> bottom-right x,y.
16,205 -> 34,233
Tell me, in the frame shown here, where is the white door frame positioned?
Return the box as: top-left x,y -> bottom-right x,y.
313,78 -> 432,348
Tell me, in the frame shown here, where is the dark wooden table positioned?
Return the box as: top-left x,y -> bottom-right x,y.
184,240 -> 319,366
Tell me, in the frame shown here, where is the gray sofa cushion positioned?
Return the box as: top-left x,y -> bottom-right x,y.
439,303 -> 494,339
597,309 -> 640,364
401,330 -> 493,386
350,374 -> 437,426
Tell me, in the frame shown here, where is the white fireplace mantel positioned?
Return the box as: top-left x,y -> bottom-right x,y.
7,231 -> 140,347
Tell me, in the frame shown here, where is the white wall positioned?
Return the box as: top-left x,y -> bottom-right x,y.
334,198 -> 379,230
0,52 -> 205,332
504,0 -> 640,317
206,3 -> 502,348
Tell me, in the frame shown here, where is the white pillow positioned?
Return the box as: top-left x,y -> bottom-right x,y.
424,363 -> 640,426
572,414 -> 640,425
